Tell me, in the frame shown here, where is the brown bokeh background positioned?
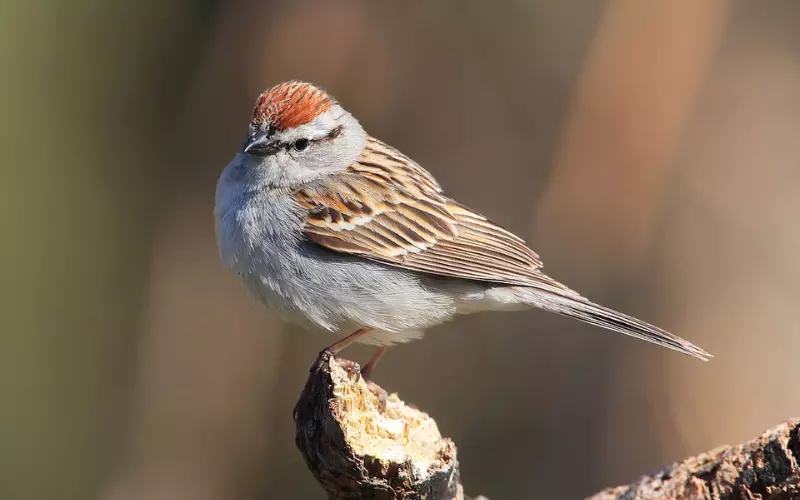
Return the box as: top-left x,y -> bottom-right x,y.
2,1 -> 799,499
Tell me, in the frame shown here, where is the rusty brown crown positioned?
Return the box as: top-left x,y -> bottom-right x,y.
252,81 -> 334,131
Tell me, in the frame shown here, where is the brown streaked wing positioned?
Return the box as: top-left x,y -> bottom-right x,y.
295,171 -> 458,259
386,200 -> 555,287
296,136 -> 565,289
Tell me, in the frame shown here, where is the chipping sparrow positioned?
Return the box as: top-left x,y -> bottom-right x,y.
215,81 -> 710,377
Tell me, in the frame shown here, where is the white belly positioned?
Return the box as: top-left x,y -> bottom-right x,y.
217,185 -> 467,345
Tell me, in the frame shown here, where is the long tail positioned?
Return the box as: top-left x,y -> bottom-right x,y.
523,285 -> 711,361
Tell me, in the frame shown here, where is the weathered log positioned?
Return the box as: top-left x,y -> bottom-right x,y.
590,419 -> 800,499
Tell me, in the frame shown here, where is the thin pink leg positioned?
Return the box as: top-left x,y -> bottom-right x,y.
360,346 -> 388,381
325,327 -> 374,355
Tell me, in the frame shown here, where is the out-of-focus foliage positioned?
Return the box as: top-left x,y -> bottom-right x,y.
2,1 -> 799,499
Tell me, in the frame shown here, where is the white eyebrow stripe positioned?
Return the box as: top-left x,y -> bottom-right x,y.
272,108 -> 340,143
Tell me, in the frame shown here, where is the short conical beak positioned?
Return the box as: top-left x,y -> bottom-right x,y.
244,131 -> 276,156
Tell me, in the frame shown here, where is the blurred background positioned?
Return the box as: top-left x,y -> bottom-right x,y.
2,0 -> 799,499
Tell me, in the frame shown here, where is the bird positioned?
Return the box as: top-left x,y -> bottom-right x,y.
215,81 -> 710,379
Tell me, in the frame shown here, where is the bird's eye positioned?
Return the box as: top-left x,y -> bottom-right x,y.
293,139 -> 310,152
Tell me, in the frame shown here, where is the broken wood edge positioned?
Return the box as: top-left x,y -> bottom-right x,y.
589,419 -> 800,499
293,351 -> 487,500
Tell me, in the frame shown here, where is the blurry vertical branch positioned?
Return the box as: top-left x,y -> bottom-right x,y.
536,0 -> 730,275
531,0 -> 731,485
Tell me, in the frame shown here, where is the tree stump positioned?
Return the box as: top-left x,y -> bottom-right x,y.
293,351 -> 484,500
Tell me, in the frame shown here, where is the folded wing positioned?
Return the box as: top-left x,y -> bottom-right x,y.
294,138 -> 563,289
293,137 -> 711,361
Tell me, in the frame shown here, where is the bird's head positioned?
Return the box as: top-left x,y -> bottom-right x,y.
241,81 -> 366,188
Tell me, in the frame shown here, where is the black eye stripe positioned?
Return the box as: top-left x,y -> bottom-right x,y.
278,133 -> 336,150
328,125 -> 343,139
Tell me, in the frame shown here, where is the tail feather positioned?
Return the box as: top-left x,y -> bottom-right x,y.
530,289 -> 711,361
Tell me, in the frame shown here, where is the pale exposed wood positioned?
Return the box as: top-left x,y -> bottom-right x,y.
293,352 -> 472,500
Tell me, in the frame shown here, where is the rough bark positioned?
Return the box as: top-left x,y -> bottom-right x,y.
590,420 -> 800,500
